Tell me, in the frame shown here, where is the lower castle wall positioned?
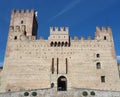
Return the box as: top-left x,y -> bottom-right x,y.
0,88 -> 120,97
1,39 -> 120,92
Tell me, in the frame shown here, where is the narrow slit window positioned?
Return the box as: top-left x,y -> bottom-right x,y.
66,58 -> 68,74
57,58 -> 59,74
52,58 -> 54,74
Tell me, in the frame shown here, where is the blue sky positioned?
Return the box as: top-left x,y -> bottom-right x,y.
0,0 -> 120,66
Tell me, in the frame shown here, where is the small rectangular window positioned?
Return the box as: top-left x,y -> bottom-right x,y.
104,36 -> 106,40
21,20 -> 23,24
14,36 -> 17,40
101,76 -> 105,83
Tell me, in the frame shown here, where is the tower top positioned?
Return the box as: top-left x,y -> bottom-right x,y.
96,26 -> 112,32
11,9 -> 36,17
50,27 -> 69,35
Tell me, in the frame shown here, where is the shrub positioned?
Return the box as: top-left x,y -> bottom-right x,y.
90,91 -> 95,96
82,91 -> 88,96
32,92 -> 37,96
24,92 -> 29,96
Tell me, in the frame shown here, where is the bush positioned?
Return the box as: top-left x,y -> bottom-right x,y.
82,91 -> 88,96
24,92 -> 29,96
32,92 -> 37,96
90,91 -> 95,96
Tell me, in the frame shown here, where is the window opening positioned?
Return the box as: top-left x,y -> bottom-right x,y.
21,20 -> 23,24
101,76 -> 105,83
14,36 -> 17,40
104,36 -> 106,40
96,62 -> 101,69
96,54 -> 100,58
50,42 -> 54,47
51,83 -> 54,88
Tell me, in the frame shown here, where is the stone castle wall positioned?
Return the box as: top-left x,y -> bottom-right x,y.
0,88 -> 120,97
0,9 -> 120,92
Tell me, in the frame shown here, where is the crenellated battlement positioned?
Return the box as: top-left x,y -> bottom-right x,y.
11,9 -> 35,17
96,26 -> 112,32
50,27 -> 69,35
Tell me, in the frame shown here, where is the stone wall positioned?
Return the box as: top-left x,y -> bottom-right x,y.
1,26 -> 120,92
1,9 -> 120,92
0,88 -> 120,97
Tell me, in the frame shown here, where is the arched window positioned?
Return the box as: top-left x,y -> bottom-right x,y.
58,42 -> 61,47
96,62 -> 101,69
96,54 -> 100,58
61,42 -> 64,46
54,42 -> 57,47
65,42 -> 68,47
50,42 -> 54,47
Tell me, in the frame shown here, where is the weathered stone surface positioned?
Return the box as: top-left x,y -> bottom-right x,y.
0,9 -> 120,93
0,89 -> 120,97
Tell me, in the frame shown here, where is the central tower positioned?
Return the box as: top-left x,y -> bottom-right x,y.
48,27 -> 70,47
8,9 -> 38,41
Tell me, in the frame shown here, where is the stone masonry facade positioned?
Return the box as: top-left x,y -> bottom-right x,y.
0,9 -> 120,93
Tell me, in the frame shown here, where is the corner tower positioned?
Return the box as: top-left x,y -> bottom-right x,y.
95,26 -> 113,42
8,9 -> 38,41
1,9 -> 38,92
95,26 -> 116,59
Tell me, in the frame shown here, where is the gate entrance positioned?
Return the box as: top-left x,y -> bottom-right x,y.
57,76 -> 67,91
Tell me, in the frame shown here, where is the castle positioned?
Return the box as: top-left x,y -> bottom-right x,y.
0,9 -> 120,93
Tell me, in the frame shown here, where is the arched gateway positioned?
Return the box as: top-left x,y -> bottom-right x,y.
57,76 -> 67,91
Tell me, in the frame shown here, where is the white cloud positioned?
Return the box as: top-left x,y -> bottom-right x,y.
117,56 -> 120,60
49,0 -> 82,21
